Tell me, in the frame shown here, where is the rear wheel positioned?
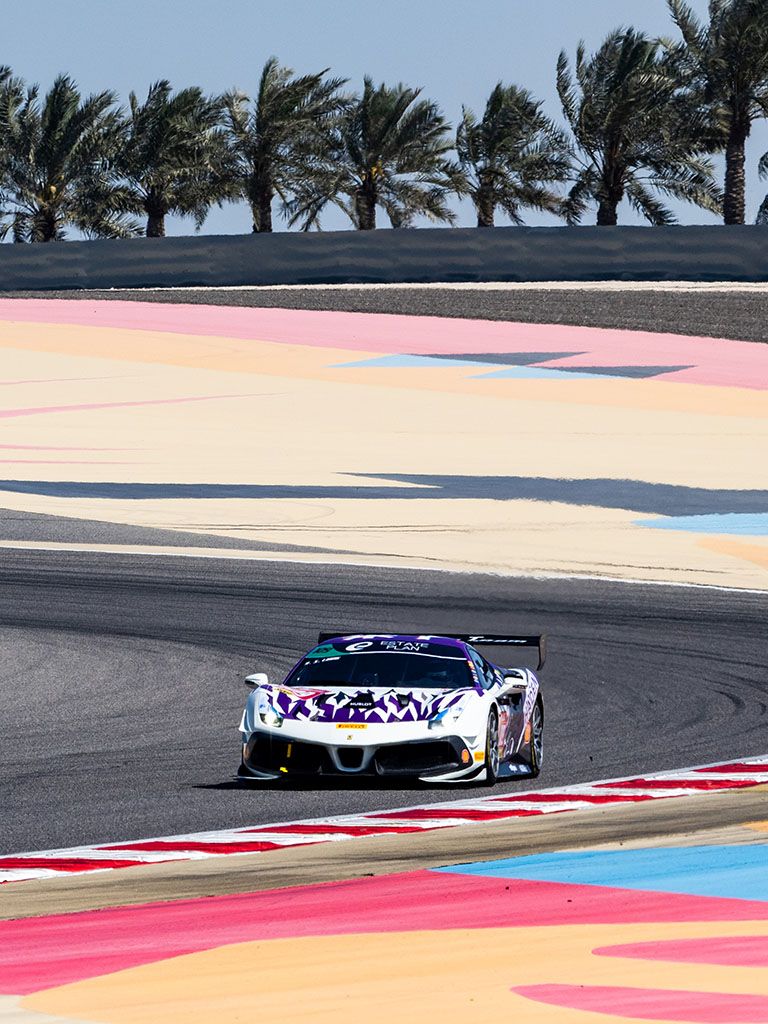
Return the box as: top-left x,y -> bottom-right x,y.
525,697 -> 544,777
484,709 -> 500,786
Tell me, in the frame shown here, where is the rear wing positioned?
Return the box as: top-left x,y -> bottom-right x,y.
450,634 -> 546,671
316,632 -> 546,670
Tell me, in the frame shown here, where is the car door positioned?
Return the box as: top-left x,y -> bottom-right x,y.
468,648 -> 514,758
496,668 -> 528,756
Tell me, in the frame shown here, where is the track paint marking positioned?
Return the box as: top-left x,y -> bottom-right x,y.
594,935 -> 768,967
512,984 -> 768,1022
0,856 -> 159,873
100,840 -> 312,855
437,845 -> 768,902
8,870 -> 768,997
494,792 -> 656,804
242,823 -> 426,836
367,807 -> 545,821
598,778 -> 759,791
3,754 -> 768,885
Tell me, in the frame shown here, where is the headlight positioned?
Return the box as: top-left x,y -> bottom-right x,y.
429,700 -> 467,730
259,704 -> 284,728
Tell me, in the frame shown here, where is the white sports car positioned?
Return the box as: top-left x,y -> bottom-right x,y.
238,632 -> 545,784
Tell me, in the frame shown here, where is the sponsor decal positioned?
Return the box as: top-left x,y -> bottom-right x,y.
468,636 -> 526,645
336,723 -> 367,729
523,681 -> 538,719
473,751 -> 485,762
279,686 -> 328,701
348,693 -> 375,708
306,645 -> 339,659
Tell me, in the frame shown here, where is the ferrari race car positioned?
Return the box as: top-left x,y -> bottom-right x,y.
238,632 -> 545,784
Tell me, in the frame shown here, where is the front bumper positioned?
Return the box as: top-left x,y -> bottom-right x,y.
239,730 -> 481,782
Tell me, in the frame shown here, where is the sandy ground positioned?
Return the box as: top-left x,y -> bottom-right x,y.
1,303 -> 766,589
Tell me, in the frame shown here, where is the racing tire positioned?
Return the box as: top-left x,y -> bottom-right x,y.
524,697 -> 544,778
484,709 -> 500,786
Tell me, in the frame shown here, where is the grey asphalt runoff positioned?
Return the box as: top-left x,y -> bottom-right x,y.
1,548 -> 766,855
0,506 -> 347,555
7,285 -> 768,344
2,477 -> 766,516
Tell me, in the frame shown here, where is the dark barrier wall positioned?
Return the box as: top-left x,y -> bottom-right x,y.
1,225 -> 768,290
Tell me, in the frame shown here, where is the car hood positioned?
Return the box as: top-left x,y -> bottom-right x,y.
261,684 -> 476,724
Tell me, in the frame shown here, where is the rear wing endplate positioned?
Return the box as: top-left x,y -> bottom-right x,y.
317,632 -> 546,670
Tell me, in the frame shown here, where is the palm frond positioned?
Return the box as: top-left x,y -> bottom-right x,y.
625,178 -> 676,224
557,26 -> 721,224
459,80 -> 570,226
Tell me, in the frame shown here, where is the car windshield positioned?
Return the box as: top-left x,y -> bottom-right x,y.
288,650 -> 474,690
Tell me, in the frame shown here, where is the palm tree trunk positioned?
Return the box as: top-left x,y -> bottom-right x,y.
355,178 -> 377,230
596,192 -> 621,226
723,125 -> 748,225
146,209 -> 166,237
35,207 -> 58,242
476,186 -> 495,228
257,193 -> 273,233
251,193 -> 273,232
249,173 -> 274,232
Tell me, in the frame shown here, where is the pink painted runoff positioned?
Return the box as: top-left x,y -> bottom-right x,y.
4,871 -> 768,996
512,983 -> 768,1022
594,935 -> 768,967
0,299 -> 765,388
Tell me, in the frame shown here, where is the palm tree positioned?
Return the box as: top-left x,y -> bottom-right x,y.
456,83 -> 570,227
0,66 -> 24,238
557,28 -> 722,225
224,58 -> 348,233
289,77 -> 463,230
0,74 -> 131,241
756,150 -> 768,223
667,0 -> 768,225
116,81 -> 233,237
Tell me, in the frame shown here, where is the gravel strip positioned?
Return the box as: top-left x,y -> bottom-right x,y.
5,285 -> 768,343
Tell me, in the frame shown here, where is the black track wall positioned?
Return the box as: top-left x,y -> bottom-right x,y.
1,225 -> 767,290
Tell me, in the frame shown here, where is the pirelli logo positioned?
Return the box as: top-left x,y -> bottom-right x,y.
336,723 -> 367,729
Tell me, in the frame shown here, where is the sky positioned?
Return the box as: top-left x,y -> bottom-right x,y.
6,0 -> 768,235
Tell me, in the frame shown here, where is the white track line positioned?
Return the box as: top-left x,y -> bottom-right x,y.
101,282 -> 768,293
2,754 -> 767,885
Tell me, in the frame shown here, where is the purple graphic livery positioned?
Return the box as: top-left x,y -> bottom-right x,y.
238,633 -> 546,784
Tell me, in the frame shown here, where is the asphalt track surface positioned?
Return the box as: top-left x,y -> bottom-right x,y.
1,548 -> 766,855
8,285 -> 768,343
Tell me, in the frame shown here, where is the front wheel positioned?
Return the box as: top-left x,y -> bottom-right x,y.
524,697 -> 544,777
484,709 -> 500,786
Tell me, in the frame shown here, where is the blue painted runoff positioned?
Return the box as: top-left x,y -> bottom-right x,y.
332,354 -> 613,379
332,354 -> 490,368
435,845 -> 768,902
636,513 -> 768,536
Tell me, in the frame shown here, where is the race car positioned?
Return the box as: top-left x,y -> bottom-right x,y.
238,632 -> 545,784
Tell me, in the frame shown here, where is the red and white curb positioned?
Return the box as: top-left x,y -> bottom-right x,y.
3,755 -> 768,884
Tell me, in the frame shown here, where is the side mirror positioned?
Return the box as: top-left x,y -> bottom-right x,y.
245,672 -> 269,689
503,673 -> 526,689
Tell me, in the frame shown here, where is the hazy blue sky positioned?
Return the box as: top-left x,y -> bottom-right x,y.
7,0 -> 768,234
